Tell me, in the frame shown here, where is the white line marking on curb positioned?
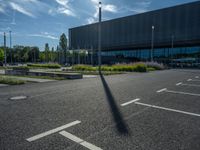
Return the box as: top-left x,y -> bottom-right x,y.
121,98 -> 140,106
135,102 -> 200,117
187,79 -> 192,81
165,90 -> 200,97
176,82 -> 182,86
59,131 -> 102,150
26,120 -> 81,142
157,88 -> 167,93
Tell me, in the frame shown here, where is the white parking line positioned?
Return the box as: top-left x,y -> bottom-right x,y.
121,98 -> 140,106
135,102 -> 200,117
188,79 -> 200,82
26,120 -> 81,142
157,88 -> 200,97
59,131 -> 102,150
156,88 -> 167,93
177,83 -> 200,87
176,82 -> 182,86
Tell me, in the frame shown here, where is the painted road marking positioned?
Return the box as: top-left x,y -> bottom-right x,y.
59,131 -> 102,150
156,88 -> 167,93
195,76 -> 199,79
135,102 -> 200,117
176,82 -> 182,86
157,88 -> 200,97
176,83 -> 200,87
121,98 -> 140,106
26,120 -> 81,142
188,79 -> 200,82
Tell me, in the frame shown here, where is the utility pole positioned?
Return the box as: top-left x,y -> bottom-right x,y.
9,31 -> 12,64
4,32 -> 7,66
98,1 -> 102,71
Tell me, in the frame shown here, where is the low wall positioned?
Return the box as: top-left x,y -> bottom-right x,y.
5,70 -> 83,79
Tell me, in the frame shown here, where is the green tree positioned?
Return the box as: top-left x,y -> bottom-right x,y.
59,33 -> 67,64
0,48 -> 4,62
45,43 -> 50,62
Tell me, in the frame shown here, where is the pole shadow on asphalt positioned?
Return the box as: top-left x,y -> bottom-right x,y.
99,72 -> 130,135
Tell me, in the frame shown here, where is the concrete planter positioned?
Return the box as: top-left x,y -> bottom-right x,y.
5,69 -> 82,79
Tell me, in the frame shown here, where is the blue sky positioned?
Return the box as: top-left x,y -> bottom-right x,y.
0,0 -> 197,51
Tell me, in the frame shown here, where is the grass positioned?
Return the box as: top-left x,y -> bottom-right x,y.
0,76 -> 25,85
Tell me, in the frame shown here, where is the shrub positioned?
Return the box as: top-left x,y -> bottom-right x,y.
132,63 -> 147,72
0,76 -> 25,85
147,67 -> 156,71
145,62 -> 165,70
72,65 -> 97,71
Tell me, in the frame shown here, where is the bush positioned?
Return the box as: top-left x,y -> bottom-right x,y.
27,63 -> 61,69
0,76 -> 25,85
145,62 -> 165,70
72,63 -> 148,72
147,67 -> 156,71
72,65 -> 97,71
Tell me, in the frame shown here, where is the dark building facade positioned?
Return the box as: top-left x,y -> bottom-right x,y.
69,1 -> 200,64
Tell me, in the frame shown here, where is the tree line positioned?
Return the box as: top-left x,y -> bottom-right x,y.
0,33 -> 68,64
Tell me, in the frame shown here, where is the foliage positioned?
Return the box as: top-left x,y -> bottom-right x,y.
0,76 -> 25,85
0,48 -> 4,62
27,63 -> 61,69
72,63 -> 148,72
59,33 -> 67,64
145,62 -> 165,70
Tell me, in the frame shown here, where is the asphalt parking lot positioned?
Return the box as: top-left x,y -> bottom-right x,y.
0,69 -> 200,150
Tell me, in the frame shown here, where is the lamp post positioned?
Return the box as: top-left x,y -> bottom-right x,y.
9,31 -> 12,64
98,1 -> 102,72
151,25 -> 154,62
4,32 -> 7,66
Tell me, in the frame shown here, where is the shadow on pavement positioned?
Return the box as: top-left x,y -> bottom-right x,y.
99,72 -> 130,135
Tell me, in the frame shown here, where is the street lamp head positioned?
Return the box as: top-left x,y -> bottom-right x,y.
152,25 -> 154,29
99,2 -> 102,8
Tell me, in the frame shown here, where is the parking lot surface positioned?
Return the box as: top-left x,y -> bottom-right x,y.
0,69 -> 200,150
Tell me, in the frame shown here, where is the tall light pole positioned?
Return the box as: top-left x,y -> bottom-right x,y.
151,25 -> 154,62
9,31 -> 12,64
98,1 -> 102,72
4,32 -> 7,66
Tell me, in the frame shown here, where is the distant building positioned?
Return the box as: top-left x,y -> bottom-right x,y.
69,1 -> 200,64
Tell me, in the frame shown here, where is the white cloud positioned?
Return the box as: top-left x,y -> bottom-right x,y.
0,7 -> 5,13
49,0 -> 76,17
103,4 -> 117,13
118,1 -> 151,14
9,2 -> 35,18
57,7 -> 76,16
55,0 -> 69,6
86,0 -> 118,24
28,33 -> 59,40
86,17 -> 95,24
